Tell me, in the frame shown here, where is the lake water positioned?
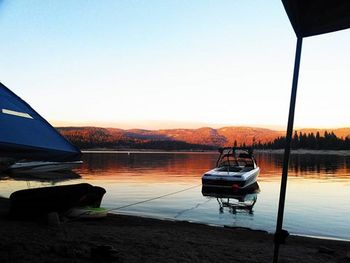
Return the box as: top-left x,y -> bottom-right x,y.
1,151 -> 349,240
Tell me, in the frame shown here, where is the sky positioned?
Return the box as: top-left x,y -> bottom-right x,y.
0,0 -> 350,130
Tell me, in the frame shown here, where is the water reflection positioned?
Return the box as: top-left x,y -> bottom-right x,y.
79,152 -> 350,180
0,152 -> 349,239
255,153 -> 350,178
80,152 -> 216,176
202,183 -> 260,215
0,170 -> 83,199
9,171 -> 81,182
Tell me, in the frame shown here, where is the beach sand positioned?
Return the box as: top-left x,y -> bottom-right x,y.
0,212 -> 349,263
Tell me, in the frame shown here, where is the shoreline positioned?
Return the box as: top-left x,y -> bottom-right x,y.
82,149 -> 217,154
0,213 -> 349,262
82,148 -> 350,156
113,212 -> 350,244
256,149 -> 350,156
112,211 -> 350,242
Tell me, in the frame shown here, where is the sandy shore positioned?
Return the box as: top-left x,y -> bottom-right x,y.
0,211 -> 349,263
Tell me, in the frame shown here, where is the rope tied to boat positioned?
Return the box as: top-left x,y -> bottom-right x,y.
107,184 -> 202,212
64,183 -> 202,221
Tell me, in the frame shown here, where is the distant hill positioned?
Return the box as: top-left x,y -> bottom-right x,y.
57,126 -> 350,150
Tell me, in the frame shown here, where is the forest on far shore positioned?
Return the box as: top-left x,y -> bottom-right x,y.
253,131 -> 350,150
60,128 -> 350,151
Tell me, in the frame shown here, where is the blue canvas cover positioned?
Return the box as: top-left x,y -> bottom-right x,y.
0,82 -> 81,161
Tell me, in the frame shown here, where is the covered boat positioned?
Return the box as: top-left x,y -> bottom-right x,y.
202,147 -> 259,190
0,82 -> 82,172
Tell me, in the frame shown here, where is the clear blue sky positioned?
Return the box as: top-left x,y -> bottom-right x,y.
0,0 -> 349,129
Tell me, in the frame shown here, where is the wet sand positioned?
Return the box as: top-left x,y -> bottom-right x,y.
0,212 -> 349,263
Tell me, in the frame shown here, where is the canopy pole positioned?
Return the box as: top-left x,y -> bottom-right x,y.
273,37 -> 303,263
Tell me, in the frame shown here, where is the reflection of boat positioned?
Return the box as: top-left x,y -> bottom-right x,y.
0,82 -> 82,173
202,182 -> 260,214
8,160 -> 83,173
8,170 -> 82,183
202,147 -> 259,190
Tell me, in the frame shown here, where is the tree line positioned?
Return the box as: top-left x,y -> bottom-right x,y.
60,128 -> 350,151
252,131 -> 350,150
64,136 -> 216,151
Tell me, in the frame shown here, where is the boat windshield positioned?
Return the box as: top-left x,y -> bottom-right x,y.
218,154 -> 239,167
216,148 -> 256,169
218,157 -> 254,167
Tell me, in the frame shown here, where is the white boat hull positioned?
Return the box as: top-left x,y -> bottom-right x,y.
9,161 -> 83,173
202,167 -> 260,190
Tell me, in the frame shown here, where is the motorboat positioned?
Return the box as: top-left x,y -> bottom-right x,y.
202,147 -> 259,190
0,82 -> 82,173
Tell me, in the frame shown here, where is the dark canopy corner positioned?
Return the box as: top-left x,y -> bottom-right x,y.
282,0 -> 350,38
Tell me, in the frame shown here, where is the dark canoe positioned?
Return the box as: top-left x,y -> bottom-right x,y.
9,183 -> 106,219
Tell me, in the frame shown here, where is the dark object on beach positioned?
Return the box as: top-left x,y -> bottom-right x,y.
0,157 -> 15,173
9,183 -> 106,219
346,252 -> 350,261
274,229 -> 289,245
47,212 -> 60,227
91,245 -> 120,261
318,246 -> 335,255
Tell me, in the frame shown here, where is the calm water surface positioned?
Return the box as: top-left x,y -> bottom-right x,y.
1,152 -> 349,240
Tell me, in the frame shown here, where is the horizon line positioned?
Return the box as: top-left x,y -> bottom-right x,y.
53,122 -> 350,132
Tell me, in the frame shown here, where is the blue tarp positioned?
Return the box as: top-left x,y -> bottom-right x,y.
0,82 -> 81,161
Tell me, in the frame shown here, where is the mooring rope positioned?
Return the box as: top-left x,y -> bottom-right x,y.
174,198 -> 211,218
64,183 -> 202,221
107,183 -> 202,212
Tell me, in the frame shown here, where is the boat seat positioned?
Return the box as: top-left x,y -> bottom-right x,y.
241,166 -> 254,172
217,166 -> 242,172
